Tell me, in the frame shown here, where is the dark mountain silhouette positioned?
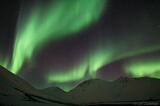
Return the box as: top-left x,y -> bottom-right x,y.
40,86 -> 66,99
62,78 -> 160,105
0,65 -> 74,106
0,65 -> 160,106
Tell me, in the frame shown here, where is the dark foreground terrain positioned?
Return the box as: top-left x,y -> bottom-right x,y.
0,65 -> 160,106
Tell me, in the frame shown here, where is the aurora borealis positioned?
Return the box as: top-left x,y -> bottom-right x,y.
125,57 -> 160,79
11,0 -> 107,74
0,0 -> 160,91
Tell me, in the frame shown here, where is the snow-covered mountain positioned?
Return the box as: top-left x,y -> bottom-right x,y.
63,77 -> 160,104
0,65 -> 160,105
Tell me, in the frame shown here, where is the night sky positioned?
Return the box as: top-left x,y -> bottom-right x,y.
0,0 -> 160,91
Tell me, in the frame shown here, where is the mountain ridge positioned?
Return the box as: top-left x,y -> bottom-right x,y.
0,65 -> 160,105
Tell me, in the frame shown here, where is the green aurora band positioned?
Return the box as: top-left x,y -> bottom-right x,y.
11,0 -> 107,74
47,38 -> 160,85
124,58 -> 160,79
48,60 -> 88,83
47,43 -> 115,83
